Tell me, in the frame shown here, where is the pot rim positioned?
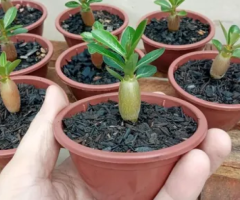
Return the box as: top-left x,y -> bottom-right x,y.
9,0 -> 48,32
55,42 -> 145,91
0,75 -> 69,158
140,10 -> 215,50
168,50 -> 240,111
53,92 -> 208,164
55,3 -> 129,40
9,33 -> 53,76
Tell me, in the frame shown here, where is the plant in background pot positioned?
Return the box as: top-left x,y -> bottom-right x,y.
55,1 -> 129,47
140,0 -> 215,73
168,22 -> 240,131
53,19 -> 208,200
0,0 -> 48,35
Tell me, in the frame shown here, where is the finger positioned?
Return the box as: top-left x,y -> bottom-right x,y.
155,149 -> 210,200
199,128 -> 231,175
5,85 -> 69,178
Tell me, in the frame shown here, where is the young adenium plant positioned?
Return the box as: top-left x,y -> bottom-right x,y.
154,0 -> 187,31
0,7 -> 28,62
0,52 -> 21,113
65,0 -> 102,27
81,21 -> 104,68
87,20 -> 165,122
1,0 -> 13,12
211,22 -> 240,79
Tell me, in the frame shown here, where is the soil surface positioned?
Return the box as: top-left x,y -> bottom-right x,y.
61,10 -> 124,35
63,101 -> 197,153
144,17 -> 210,45
0,41 -> 47,72
0,84 -> 46,150
0,5 -> 42,27
62,49 -> 122,85
174,59 -> 240,104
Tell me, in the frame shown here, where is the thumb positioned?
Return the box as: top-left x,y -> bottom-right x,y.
4,85 -> 69,178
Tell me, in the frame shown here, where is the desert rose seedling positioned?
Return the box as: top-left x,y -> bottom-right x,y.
0,52 -> 21,113
0,7 -> 28,61
211,22 -> 240,79
1,0 -> 13,12
154,0 -> 187,31
65,0 -> 102,27
87,20 -> 165,122
81,21 -> 105,68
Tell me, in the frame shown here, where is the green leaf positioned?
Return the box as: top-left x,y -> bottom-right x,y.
103,56 -> 123,71
0,19 -> 4,30
176,0 -> 185,6
4,7 -> 17,28
87,43 -> 125,68
0,52 -> 7,67
88,0 -> 103,3
93,21 -> 104,30
106,67 -> 123,81
233,43 -> 240,49
81,3 -> 90,12
6,25 -> 23,32
136,65 -> 157,79
169,0 -> 176,6
232,49 -> 240,58
65,1 -> 80,8
154,0 -> 172,9
124,53 -> 139,75
212,39 -> 223,52
8,28 -> 28,36
228,25 -> 240,45
128,20 -> 148,59
81,32 -> 94,43
136,48 -> 165,70
6,59 -> 21,75
121,26 -> 135,54
92,29 -> 126,57
177,10 -> 187,16
0,67 -> 6,76
219,21 -> 228,43
161,5 -> 172,12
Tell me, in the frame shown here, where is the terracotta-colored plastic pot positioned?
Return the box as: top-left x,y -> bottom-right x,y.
0,76 -> 69,171
54,92 -> 207,200
140,10 -> 215,73
1,1 -> 48,35
55,42 -> 145,100
7,33 -> 53,77
168,51 -> 240,131
55,4 -> 129,47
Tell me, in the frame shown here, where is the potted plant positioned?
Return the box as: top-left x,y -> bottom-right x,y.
0,0 -> 48,35
140,0 -> 215,73
55,21 -> 145,100
0,7 -> 53,77
0,52 -> 68,170
53,20 -> 208,200
168,22 -> 240,131
55,0 -> 129,47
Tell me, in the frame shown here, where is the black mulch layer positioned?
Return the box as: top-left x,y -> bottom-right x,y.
61,10 -> 124,35
0,41 -> 47,72
63,101 -> 197,153
62,49 -> 122,85
0,5 -> 42,27
144,17 -> 210,45
0,84 -> 46,150
174,59 -> 240,104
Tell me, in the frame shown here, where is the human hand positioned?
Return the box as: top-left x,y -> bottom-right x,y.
0,86 -> 231,200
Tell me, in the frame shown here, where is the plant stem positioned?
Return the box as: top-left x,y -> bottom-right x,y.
1,0 -> 13,12
1,41 -> 18,62
0,78 -> 20,113
91,53 -> 103,69
119,76 -> 141,122
167,14 -> 180,32
81,8 -> 95,27
210,51 -> 231,79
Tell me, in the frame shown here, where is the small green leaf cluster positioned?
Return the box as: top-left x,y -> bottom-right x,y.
65,0 -> 102,12
81,21 -> 104,43
84,20 -> 165,81
212,22 -> 240,58
0,52 -> 21,82
154,0 -> 187,16
0,7 -> 28,42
